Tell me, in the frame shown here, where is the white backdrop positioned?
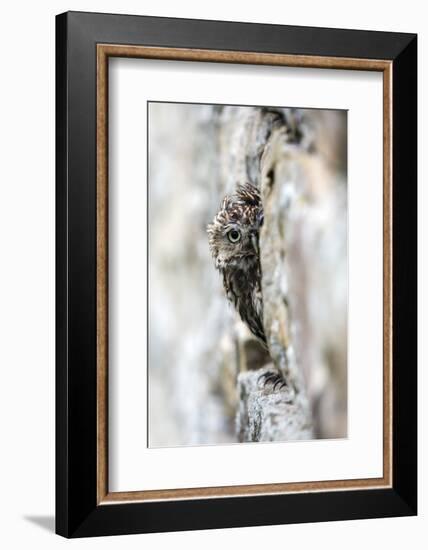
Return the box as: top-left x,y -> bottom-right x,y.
0,1 -> 424,548
109,59 -> 383,492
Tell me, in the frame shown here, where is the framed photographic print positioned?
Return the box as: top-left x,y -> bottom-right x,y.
56,11 -> 417,538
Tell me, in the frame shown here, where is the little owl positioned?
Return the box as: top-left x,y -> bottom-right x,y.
207,182 -> 266,346
208,183 -> 286,390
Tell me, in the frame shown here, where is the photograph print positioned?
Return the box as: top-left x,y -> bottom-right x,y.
148,101 -> 347,448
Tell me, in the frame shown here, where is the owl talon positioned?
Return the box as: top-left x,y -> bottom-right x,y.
273,378 -> 287,391
258,373 -> 272,383
258,371 -> 286,391
258,372 -> 276,384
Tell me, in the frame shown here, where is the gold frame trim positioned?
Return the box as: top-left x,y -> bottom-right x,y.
96,44 -> 393,505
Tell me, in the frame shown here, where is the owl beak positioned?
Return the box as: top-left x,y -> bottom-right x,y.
251,233 -> 259,255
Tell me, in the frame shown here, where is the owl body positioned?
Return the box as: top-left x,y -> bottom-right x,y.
207,183 -> 266,345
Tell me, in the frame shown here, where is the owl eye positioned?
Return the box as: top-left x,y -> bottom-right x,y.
227,229 -> 241,243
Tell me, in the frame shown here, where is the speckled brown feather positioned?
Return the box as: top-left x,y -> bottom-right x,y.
207,183 -> 266,345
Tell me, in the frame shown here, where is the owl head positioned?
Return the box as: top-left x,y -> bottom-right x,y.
207,183 -> 264,270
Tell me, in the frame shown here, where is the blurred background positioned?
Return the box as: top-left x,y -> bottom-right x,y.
148,102 -> 347,447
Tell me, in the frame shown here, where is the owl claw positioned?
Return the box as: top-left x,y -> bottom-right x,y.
257,372 -> 274,384
258,373 -> 276,384
273,379 -> 287,391
258,371 -> 287,392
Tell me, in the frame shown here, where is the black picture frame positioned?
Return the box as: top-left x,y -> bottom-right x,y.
56,11 -> 417,538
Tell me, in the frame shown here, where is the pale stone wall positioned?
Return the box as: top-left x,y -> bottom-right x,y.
149,103 -> 347,446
